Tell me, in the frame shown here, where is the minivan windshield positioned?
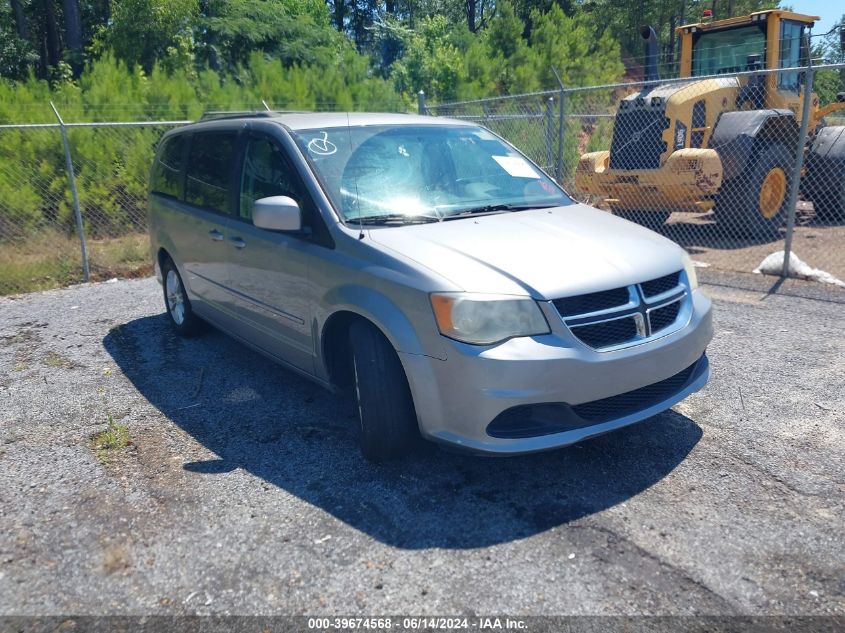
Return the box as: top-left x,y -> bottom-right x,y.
291,124 -> 572,224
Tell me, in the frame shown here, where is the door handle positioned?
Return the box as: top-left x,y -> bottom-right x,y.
230,237 -> 247,249
209,229 -> 224,241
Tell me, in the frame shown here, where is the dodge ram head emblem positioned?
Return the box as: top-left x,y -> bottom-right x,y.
634,313 -> 648,338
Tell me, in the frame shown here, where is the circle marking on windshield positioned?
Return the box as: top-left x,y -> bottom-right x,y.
308,131 -> 337,156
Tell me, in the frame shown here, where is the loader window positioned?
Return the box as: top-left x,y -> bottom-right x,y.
778,21 -> 806,92
692,25 -> 766,77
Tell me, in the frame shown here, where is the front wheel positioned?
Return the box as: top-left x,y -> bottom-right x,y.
349,320 -> 419,462
715,143 -> 793,238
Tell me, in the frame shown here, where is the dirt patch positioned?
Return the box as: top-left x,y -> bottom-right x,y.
660,202 -> 845,282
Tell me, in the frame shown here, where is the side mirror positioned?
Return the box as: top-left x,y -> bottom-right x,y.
252,196 -> 302,232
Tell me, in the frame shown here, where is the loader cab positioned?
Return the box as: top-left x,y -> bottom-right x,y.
678,10 -> 817,115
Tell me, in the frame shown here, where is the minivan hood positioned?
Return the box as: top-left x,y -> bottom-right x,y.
367,204 -> 686,299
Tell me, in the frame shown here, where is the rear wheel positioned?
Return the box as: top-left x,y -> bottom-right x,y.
349,320 -> 419,462
161,257 -> 204,337
813,190 -> 845,223
804,125 -> 845,224
715,143 -> 792,238
611,209 -> 671,231
808,168 -> 845,223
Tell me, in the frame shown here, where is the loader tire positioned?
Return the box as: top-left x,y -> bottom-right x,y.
813,189 -> 845,224
715,143 -> 792,239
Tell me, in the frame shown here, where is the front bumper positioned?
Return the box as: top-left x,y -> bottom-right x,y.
574,149 -> 723,213
400,289 -> 712,454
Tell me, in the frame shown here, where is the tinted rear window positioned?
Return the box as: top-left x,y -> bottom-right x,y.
185,132 -> 237,213
150,135 -> 187,198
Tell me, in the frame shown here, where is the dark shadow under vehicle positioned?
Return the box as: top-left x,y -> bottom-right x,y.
103,313 -> 702,550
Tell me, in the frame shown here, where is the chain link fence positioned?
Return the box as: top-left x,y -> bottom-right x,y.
426,62 -> 845,289
2,64 -> 845,296
0,117 -> 188,294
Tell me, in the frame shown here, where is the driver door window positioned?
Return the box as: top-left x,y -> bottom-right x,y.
240,136 -> 304,221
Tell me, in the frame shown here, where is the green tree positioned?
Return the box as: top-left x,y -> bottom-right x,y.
390,14 -> 467,103
102,0 -> 199,73
529,5 -> 623,88
484,0 -> 539,94
197,0 -> 339,71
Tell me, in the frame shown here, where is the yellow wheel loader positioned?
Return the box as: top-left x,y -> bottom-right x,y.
574,9 -> 845,236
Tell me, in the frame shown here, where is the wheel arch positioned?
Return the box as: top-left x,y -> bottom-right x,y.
317,285 -> 438,388
710,109 -> 798,182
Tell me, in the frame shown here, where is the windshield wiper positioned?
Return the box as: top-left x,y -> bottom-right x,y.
443,203 -> 557,220
352,213 -> 441,226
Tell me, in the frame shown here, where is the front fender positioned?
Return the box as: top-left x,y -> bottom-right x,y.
318,284 -> 447,362
709,109 -> 798,181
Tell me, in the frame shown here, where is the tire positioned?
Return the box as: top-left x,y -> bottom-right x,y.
804,125 -> 845,223
715,143 -> 793,238
611,209 -> 671,231
813,191 -> 845,223
808,169 -> 845,223
161,257 -> 204,337
349,320 -> 418,462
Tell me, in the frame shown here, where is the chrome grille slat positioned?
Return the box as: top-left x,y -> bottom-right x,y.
554,270 -> 688,351
641,271 -> 682,297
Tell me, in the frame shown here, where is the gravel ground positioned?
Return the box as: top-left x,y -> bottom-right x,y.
0,274 -> 843,616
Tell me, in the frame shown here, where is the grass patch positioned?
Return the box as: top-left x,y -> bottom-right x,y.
42,352 -> 73,368
91,414 -> 130,463
0,230 -> 152,296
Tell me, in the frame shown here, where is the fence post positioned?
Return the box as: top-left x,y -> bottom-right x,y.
50,101 -> 89,283
544,97 -> 554,174
781,51 -> 815,278
551,66 -> 566,183
417,90 -> 426,115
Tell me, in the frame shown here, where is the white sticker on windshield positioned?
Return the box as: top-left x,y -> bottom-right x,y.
492,155 -> 540,178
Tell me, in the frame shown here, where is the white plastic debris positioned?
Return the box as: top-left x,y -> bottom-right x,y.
753,251 -> 845,288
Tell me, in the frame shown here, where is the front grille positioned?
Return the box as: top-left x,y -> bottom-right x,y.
641,271 -> 681,297
570,317 -> 638,348
649,301 -> 680,333
572,358 -> 702,423
553,270 -> 686,351
609,108 -> 669,170
553,287 -> 629,317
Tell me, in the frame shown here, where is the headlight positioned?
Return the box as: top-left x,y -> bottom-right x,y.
681,252 -> 699,291
430,293 -> 550,345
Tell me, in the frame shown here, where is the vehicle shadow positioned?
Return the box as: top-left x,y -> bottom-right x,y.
103,314 -> 703,550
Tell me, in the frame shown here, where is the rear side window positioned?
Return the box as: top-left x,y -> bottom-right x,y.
150,135 -> 187,198
185,132 -> 237,213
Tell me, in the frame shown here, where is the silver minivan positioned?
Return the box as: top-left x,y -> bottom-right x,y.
148,112 -> 712,461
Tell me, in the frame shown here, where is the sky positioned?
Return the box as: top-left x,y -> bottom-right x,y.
793,0 -> 842,40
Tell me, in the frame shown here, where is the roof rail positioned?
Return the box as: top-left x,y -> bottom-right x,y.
199,110 -> 276,121
198,109 -> 313,121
